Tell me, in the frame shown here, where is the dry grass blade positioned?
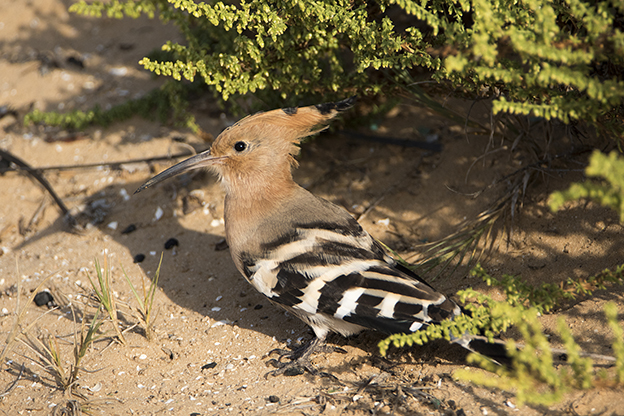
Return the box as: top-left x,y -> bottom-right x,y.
86,258 -> 126,345
0,259 -> 57,369
51,399 -> 82,416
18,308 -> 103,392
0,363 -> 24,398
412,156 -> 549,280
70,307 -> 103,388
412,197 -> 507,280
19,332 -> 69,389
122,253 -> 162,341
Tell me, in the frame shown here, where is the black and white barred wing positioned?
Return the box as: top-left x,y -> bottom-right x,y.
240,223 -> 461,337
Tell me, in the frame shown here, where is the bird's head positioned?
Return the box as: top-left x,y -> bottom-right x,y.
135,97 -> 355,195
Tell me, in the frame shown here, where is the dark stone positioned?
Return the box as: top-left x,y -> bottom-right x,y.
34,291 -> 54,307
133,254 -> 145,263
121,224 -> 137,234
66,56 -> 84,69
201,362 -> 217,370
164,238 -> 179,249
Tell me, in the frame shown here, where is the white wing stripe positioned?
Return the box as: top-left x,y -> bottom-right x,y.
377,293 -> 401,318
296,260 -> 384,314
334,287 -> 367,319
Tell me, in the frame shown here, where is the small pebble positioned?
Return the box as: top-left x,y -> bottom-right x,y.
267,395 -> 280,403
133,254 -> 145,263
154,207 -> 163,221
164,238 -> 179,250
107,221 -> 118,230
202,362 -> 217,370
254,304 -> 263,310
109,66 -> 128,76
34,291 -> 55,308
121,224 -> 137,234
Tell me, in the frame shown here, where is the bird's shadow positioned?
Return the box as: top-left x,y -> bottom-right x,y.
16,171 -> 314,344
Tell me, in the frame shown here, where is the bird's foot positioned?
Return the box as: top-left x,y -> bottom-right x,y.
266,356 -> 315,377
265,337 -> 330,377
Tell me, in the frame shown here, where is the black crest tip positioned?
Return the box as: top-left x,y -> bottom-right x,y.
315,96 -> 357,115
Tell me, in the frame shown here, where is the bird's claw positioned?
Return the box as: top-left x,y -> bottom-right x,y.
265,357 -> 315,377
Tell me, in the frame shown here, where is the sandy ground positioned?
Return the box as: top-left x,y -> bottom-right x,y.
1,1 -> 624,415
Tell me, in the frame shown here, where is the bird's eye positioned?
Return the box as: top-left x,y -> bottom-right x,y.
234,141 -> 247,152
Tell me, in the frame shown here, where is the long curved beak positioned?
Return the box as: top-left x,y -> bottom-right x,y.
134,149 -> 222,194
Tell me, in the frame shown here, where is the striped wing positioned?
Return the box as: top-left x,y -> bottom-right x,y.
239,221 -> 461,337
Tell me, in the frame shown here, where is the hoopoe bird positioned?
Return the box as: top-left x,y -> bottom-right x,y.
136,97 -> 507,375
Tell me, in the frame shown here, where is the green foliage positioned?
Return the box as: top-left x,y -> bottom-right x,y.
605,302 -> 624,383
65,0 -> 623,137
379,264 -> 624,406
549,150 -> 624,222
471,263 -> 624,313
24,81 -> 201,133
455,301 -> 624,406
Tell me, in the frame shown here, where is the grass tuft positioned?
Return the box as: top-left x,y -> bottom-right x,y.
85,258 -> 126,345
122,253 -> 163,341
19,307 -> 103,392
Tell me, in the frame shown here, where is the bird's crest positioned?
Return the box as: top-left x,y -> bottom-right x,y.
221,96 -> 356,145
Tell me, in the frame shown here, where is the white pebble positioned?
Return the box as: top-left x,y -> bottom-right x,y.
154,207 -> 164,221
109,67 -> 128,76
211,307 -> 221,312
377,218 -> 390,226
107,221 -> 118,230
119,188 -> 130,201
210,218 -> 224,227
139,354 -> 147,360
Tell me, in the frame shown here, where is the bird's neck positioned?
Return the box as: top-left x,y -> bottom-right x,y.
222,172 -> 298,249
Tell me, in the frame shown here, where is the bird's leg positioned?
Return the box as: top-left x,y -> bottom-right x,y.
266,337 -> 325,377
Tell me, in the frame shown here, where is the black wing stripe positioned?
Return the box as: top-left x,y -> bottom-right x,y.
260,230 -> 303,252
294,220 -> 364,237
343,314 -> 425,335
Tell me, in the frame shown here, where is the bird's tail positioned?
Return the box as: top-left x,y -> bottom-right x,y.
451,334 -> 512,367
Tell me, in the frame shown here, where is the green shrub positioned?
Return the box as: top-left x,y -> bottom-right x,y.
60,0 -> 622,137
549,149 -> 624,221
24,81 -> 201,133
379,264 -> 624,406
